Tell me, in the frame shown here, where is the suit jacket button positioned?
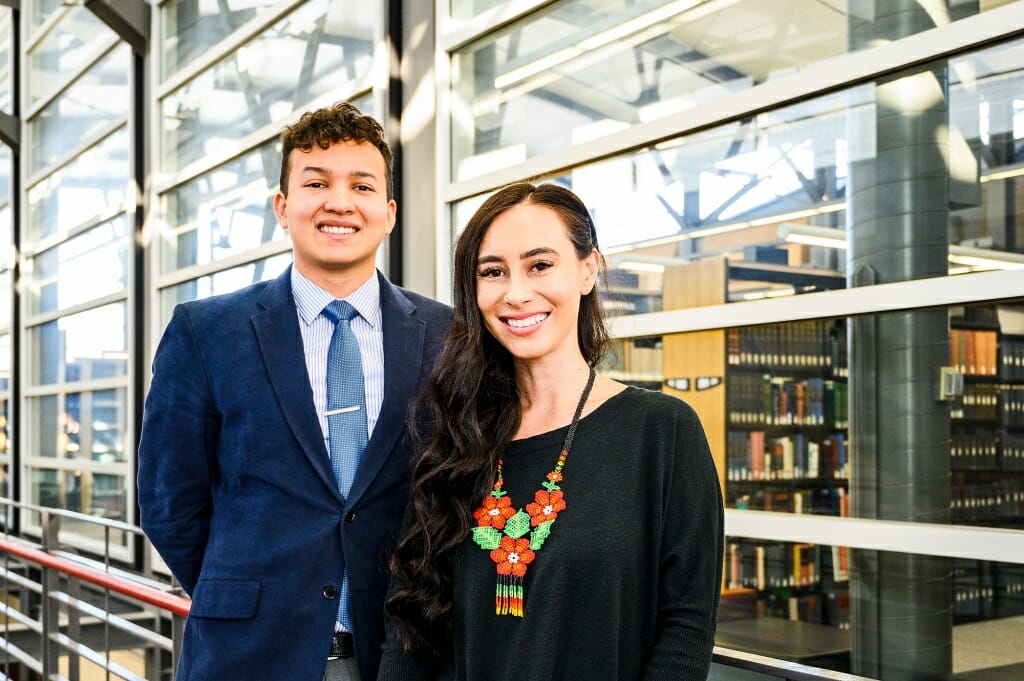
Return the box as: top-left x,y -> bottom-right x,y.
345,512 -> 356,522
323,585 -> 338,599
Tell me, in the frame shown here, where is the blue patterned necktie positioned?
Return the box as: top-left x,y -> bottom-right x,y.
323,300 -> 367,632
323,300 -> 368,499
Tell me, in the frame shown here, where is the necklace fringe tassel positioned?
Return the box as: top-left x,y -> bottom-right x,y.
495,575 -> 525,617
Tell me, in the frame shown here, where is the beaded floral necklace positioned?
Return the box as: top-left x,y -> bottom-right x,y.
470,367 -> 597,617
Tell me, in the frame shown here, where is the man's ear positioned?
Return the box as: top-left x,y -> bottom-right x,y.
273,191 -> 288,229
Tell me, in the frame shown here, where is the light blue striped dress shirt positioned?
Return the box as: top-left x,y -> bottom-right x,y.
291,267 -> 385,454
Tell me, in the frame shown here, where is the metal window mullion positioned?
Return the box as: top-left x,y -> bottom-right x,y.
725,509 -> 1024,566
22,4 -> 72,53
439,0 -> 560,52
23,375 -> 128,398
155,0 -> 309,99
20,457 -> 131,476
441,0 -> 1024,203
21,290 -> 128,329
153,237 -> 293,292
24,37 -> 121,120
21,210 -> 130,260
607,268 -> 1024,339
49,591 -> 174,651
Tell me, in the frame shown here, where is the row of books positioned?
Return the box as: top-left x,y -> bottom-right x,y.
726,541 -> 846,591
951,433 -> 1024,471
1000,336 -> 1024,380
729,374 -> 849,429
950,328 -> 999,376
951,480 -> 1024,525
954,559 -> 1024,621
727,321 -> 847,374
755,588 -> 851,629
730,485 -> 849,517
952,385 -> 1024,426
726,432 -> 849,481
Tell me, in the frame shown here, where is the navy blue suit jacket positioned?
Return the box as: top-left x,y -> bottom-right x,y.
138,267 -> 452,681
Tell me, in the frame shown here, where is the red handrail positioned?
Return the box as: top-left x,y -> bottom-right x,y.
0,538 -> 192,616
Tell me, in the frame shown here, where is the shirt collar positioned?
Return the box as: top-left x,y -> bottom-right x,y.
291,266 -> 381,329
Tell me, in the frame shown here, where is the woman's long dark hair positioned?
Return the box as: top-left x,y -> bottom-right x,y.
385,182 -> 609,655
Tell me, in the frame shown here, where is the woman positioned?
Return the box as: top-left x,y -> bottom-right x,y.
380,183 -> 723,681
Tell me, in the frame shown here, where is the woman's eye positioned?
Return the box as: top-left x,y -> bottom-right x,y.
478,267 -> 504,279
531,261 -> 553,272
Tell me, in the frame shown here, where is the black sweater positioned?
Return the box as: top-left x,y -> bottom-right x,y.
378,387 -> 724,681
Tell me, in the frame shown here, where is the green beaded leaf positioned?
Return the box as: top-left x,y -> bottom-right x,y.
503,510 -> 531,539
529,520 -> 554,550
542,480 -> 560,492
472,526 -> 502,550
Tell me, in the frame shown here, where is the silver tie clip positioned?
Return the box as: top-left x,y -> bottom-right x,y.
325,405 -> 361,416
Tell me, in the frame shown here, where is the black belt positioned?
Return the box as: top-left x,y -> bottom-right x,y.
329,631 -> 354,659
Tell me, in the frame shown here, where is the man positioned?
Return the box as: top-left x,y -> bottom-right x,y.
138,102 -> 452,681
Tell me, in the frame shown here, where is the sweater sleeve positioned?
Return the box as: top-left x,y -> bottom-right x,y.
643,402 -> 724,681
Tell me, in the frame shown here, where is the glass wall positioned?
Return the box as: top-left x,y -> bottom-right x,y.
442,1 -> 1024,678
154,0 -> 384,330
21,6 -> 133,535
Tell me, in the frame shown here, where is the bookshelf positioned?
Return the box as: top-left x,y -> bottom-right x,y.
949,310 -> 1024,625
655,257 -> 851,631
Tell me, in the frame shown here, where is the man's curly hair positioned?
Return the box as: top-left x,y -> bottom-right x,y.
278,101 -> 394,199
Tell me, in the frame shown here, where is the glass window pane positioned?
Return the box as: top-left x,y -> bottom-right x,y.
26,129 -> 129,245
29,468 -> 129,524
25,0 -> 62,33
716,543 -> 1023,680
0,142 -> 12,202
454,34 -> 1024,314
161,0 -> 281,78
605,300 -> 1023,532
161,0 -> 379,172
162,142 -> 284,274
449,0 -> 504,20
449,0 -> 1010,181
31,303 -> 127,386
159,253 -> 292,328
29,388 -> 127,464
26,6 -> 115,105
0,270 -> 10,331
0,9 -> 12,114
27,217 -> 129,315
29,46 -> 130,173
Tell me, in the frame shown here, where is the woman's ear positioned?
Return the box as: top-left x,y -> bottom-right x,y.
581,248 -> 600,295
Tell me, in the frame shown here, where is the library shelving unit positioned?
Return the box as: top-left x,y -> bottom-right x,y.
949,310 -> 1024,624
658,256 -> 852,630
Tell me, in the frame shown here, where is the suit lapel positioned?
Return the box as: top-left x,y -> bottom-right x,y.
345,273 -> 426,508
252,267 -> 342,501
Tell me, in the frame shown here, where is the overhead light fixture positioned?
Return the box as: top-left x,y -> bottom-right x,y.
493,0 -> 701,90
602,200 -> 846,255
980,163 -> 1024,183
779,223 -> 1024,271
947,245 -> 1024,270
616,261 -> 666,273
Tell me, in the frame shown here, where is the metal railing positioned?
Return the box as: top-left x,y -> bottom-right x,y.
0,498 -> 869,681
0,499 -> 190,681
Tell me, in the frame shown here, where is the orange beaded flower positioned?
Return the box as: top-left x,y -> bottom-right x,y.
526,489 -> 566,526
473,495 -> 515,530
490,536 -> 535,577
